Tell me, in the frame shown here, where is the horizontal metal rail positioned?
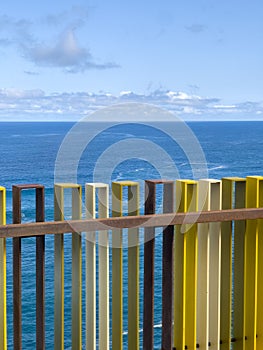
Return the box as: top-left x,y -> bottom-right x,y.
0,207 -> 263,238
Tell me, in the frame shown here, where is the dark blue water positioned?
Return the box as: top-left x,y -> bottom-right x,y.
0,121 -> 263,349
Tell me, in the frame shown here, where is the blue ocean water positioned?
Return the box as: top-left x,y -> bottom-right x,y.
0,121 -> 263,349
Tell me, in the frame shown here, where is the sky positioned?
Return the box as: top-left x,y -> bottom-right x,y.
0,0 -> 262,121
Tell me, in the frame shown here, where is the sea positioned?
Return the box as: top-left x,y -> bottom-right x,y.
0,121 -> 263,349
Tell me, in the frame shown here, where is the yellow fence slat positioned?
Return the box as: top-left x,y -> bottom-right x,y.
54,183 -> 82,350
112,182 -> 123,350
197,180 -> 221,350
127,184 -> 140,350
174,180 -> 186,350
245,176 -> 263,350
174,180 -> 198,350
71,186 -> 82,350
0,186 -> 6,350
85,184 -> 96,350
98,185 -> 110,350
197,180 -> 210,350
185,181 -> 198,350
112,181 -> 140,350
85,183 -> 109,350
244,176 -> 261,350
54,185 -> 64,350
221,178 -> 232,350
222,178 -> 246,350
257,178 -> 263,349
208,180 -> 222,350
233,179 -> 246,350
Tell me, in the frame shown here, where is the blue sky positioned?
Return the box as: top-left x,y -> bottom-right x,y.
0,0 -> 262,120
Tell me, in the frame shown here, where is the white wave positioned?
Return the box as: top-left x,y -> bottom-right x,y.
135,168 -> 145,172
32,133 -> 61,137
11,133 -> 61,138
103,132 -> 135,138
114,172 -> 125,181
154,323 -> 162,329
209,165 -> 227,171
123,323 -> 163,335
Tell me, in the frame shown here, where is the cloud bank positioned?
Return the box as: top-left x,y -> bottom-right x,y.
0,88 -> 262,121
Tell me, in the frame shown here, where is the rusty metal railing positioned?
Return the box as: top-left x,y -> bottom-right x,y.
0,177 -> 263,349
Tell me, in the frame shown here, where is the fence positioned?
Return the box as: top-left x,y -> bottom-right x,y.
0,176 -> 263,349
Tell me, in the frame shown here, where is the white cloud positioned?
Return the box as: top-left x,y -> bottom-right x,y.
27,29 -> 119,72
182,106 -> 200,114
0,88 -> 262,121
0,11 -> 119,73
0,88 -> 45,99
166,91 -> 201,101
120,91 -> 133,96
0,103 -> 17,109
28,29 -> 86,67
213,104 -> 236,109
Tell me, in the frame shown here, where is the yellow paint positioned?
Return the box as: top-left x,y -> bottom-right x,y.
71,186 -> 82,350
208,180 -> 221,350
257,179 -> 263,349
127,185 -> 140,350
55,183 -> 80,188
111,181 -> 140,350
54,183 -> 82,350
54,185 -> 64,350
222,178 -> 246,350
244,177 -> 262,350
174,180 -> 198,350
85,183 -> 109,350
112,182 -> 123,350
244,176 -> 263,350
221,179 -> 233,350
196,180 -> 211,350
0,186 -> 7,350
